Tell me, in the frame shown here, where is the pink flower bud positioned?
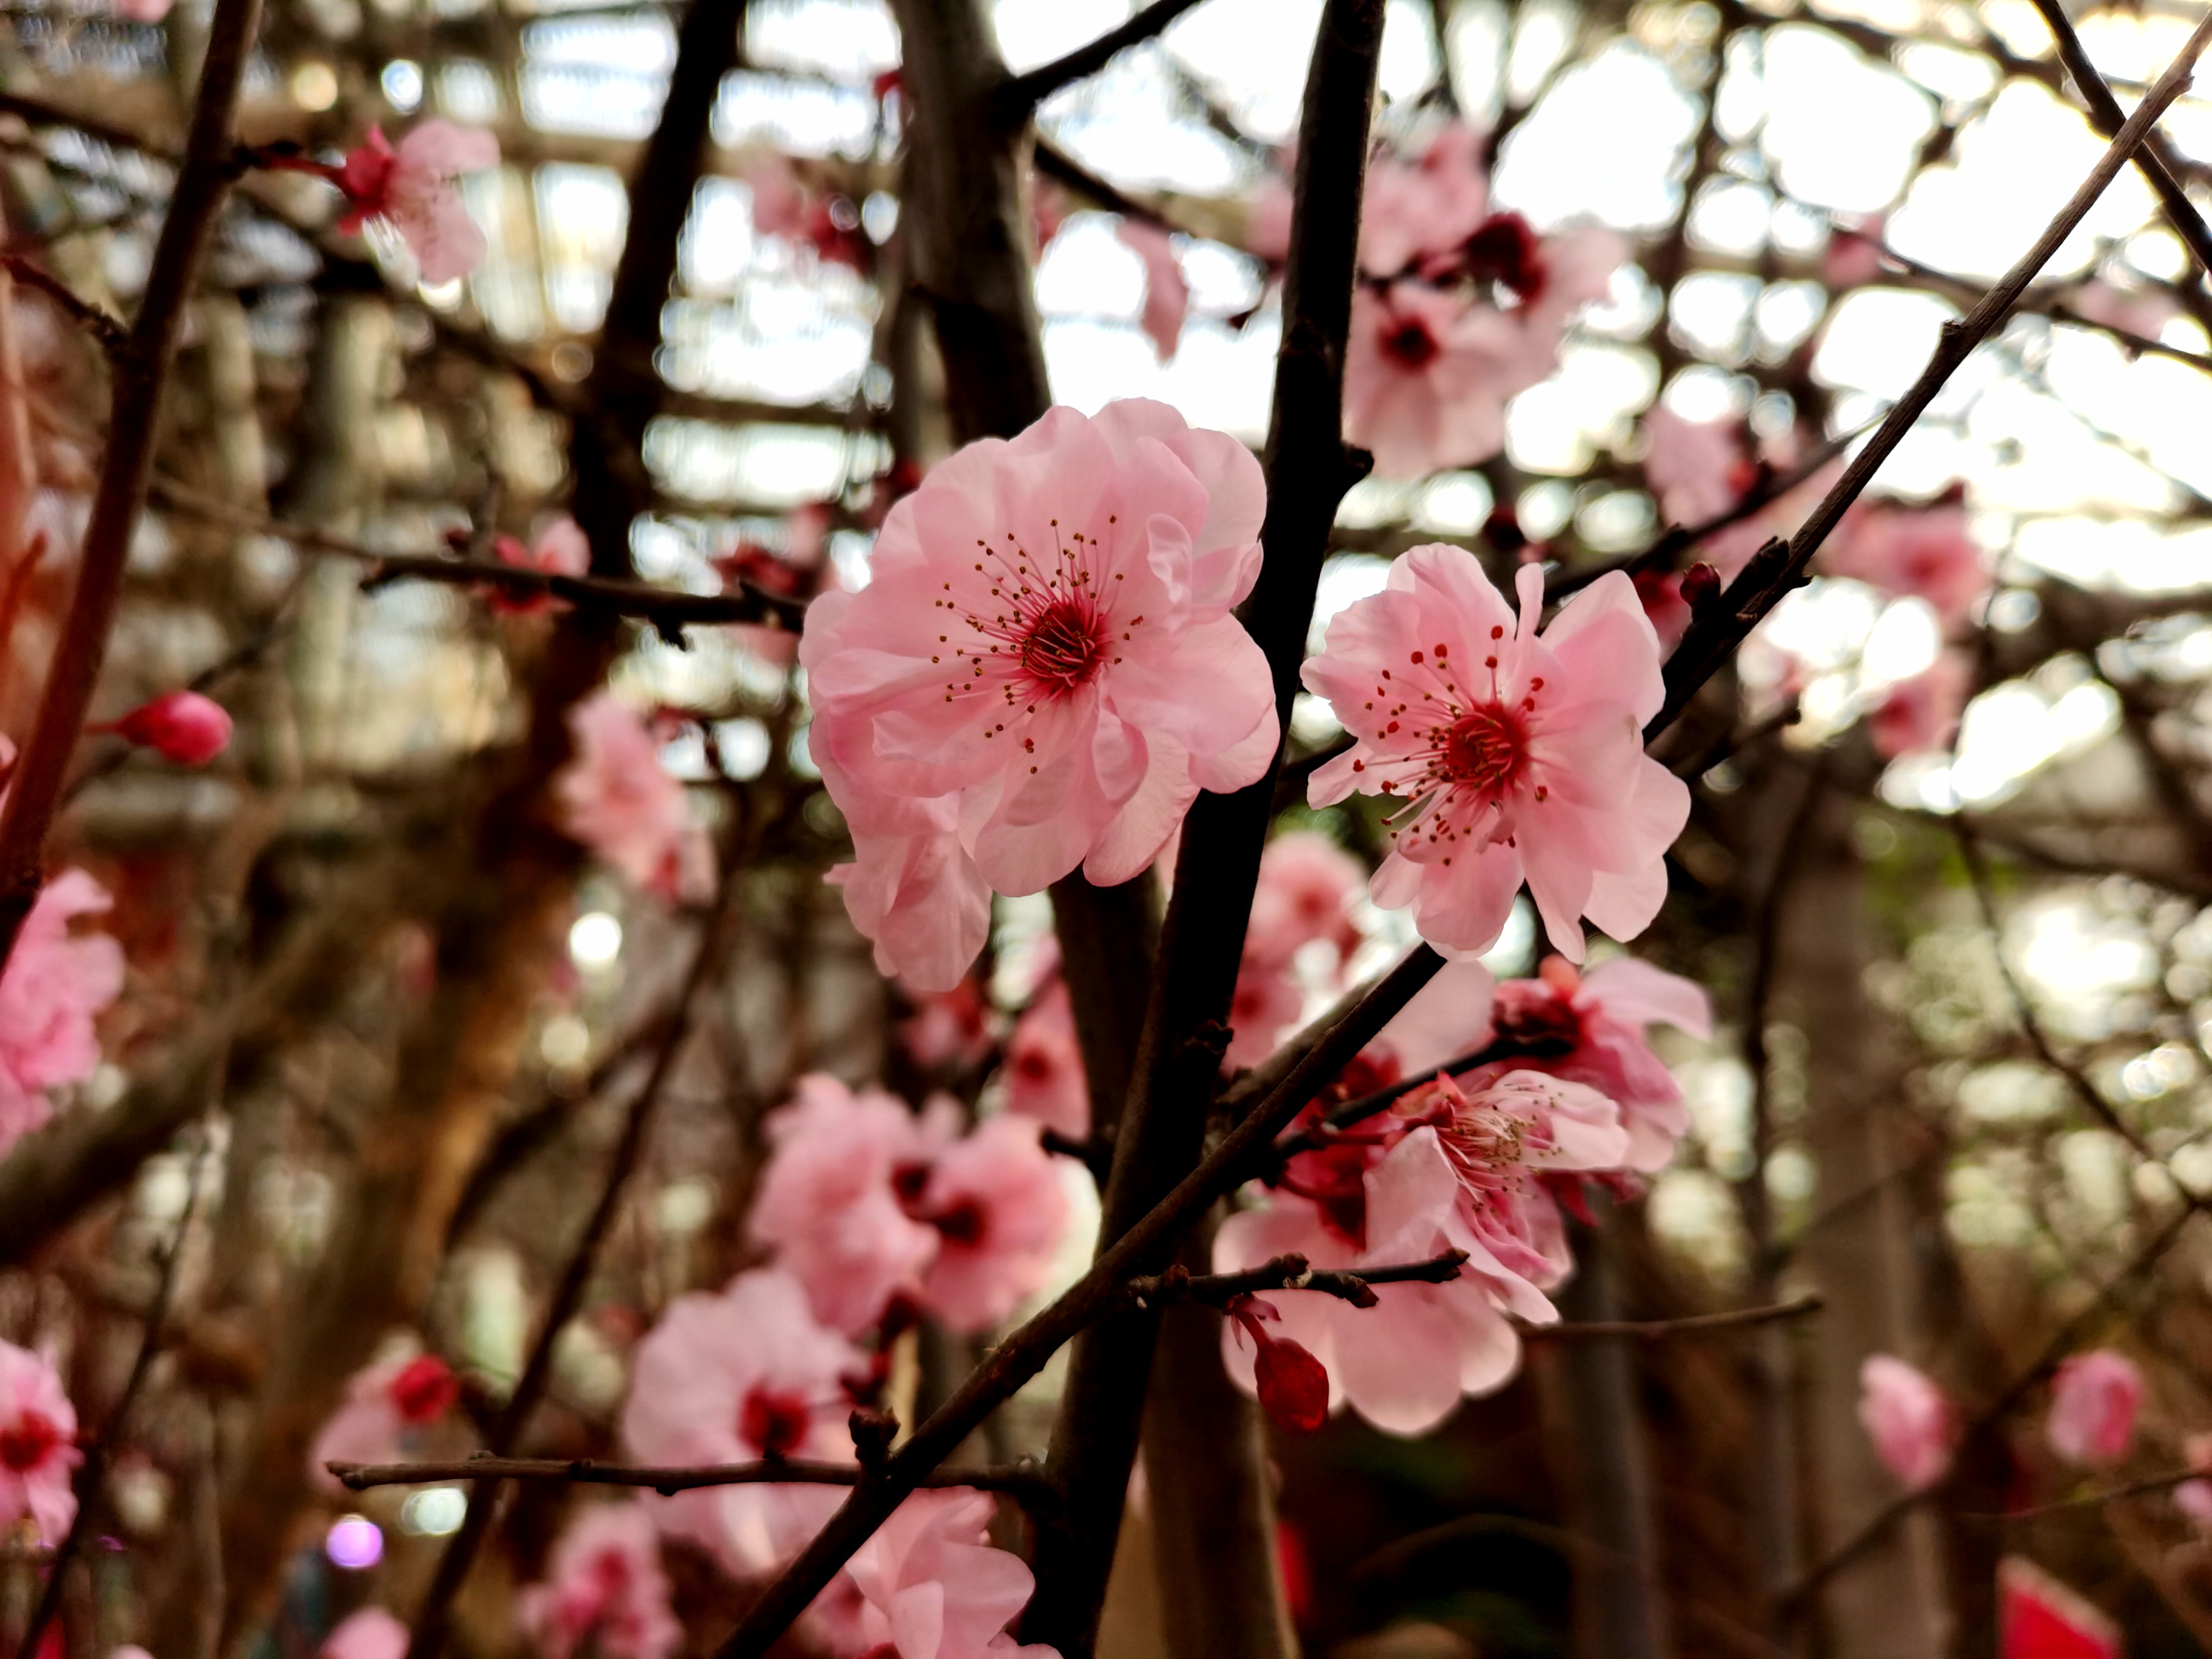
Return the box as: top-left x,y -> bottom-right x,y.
2046,1350 -> 2142,1468
110,691 -> 232,765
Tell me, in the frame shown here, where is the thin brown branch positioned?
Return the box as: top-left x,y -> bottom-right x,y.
1648,13 -> 2212,740
996,0 -> 1211,118
0,255 -> 124,352
1128,1248 -> 1470,1310
0,0 -> 263,971
1529,1294 -> 1825,1341
1969,1466 -> 2210,1520
330,1456 -> 1056,1503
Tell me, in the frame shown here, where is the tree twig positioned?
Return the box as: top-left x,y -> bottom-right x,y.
1647,12 -> 2212,740
995,0 -> 1212,118
330,1455 -> 1056,1503
0,255 -> 124,352
1127,1248 -> 1470,1310
1529,1294 -> 1825,1341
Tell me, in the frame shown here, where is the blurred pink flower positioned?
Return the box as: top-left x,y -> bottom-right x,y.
620,1269 -> 864,1576
1858,1355 -> 1952,1490
1871,651 -> 1970,759
1487,955 -> 1711,1173
1002,980 -> 1088,1139
490,515 -> 589,616
0,1339 -> 79,1544
100,690 -> 233,765
2047,1350 -> 2142,1468
1999,1556 -> 2119,1659
843,1489 -> 1061,1658
742,155 -> 865,268
1115,220 -> 1188,361
1224,951 -> 1307,1071
2072,278 -> 2179,344
109,0 -> 173,19
1219,1070 -> 1624,1435
336,122 -> 499,284
1642,409 -> 1751,527
749,1074 -> 940,1335
515,1502 -> 680,1659
309,1349 -> 458,1491
2175,1432 -> 2212,1528
0,868 -> 125,1156
556,693 -> 714,904
1303,549 -> 1687,962
322,1609 -> 409,1659
910,1111 -> 1071,1334
1247,830 -> 1365,967
804,400 -> 1274,978
1358,124 -> 1491,280
900,979 -> 995,1072
1823,503 -> 1988,630
1823,218 -> 1886,289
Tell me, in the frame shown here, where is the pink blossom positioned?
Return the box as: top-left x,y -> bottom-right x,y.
803,401 -> 1275,977
1642,409 -> 1752,527
1247,830 -> 1365,967
1115,220 -> 1189,362
1870,651 -> 1969,759
1858,1355 -> 1952,1490
309,1349 -> 459,1490
814,746 -> 993,993
900,979 -> 995,1073
0,869 -> 125,1156
742,155 -> 865,268
1225,950 -> 1308,1070
909,1111 -> 1071,1334
1002,980 -> 1088,1139
1822,218 -> 1887,289
1244,175 -> 1292,263
335,122 -> 500,284
620,1269 -> 864,1575
1302,548 -> 1687,963
842,1489 -> 1061,1658
322,1609 -> 409,1659
1343,229 -> 1623,478
1486,955 -> 1711,1173
100,690 -> 233,764
748,1074 -> 940,1335
2072,278 -> 2179,344
1358,124 -> 1492,280
491,516 -> 589,616
516,1502 -> 681,1659
556,693 -> 714,904
0,1339 -> 79,1544
1822,503 -> 1988,629
1999,1557 -> 2119,1659
1219,1070 -> 1626,1435
2046,1350 -> 2142,1468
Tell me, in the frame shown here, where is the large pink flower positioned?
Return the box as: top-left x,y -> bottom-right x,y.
842,1489 -> 1061,1658
1302,548 -> 1687,962
0,1339 -> 79,1544
323,1610 -> 408,1659
556,693 -> 714,904
0,868 -> 125,1156
515,1502 -> 681,1659
1822,503 -> 1988,630
2046,1350 -> 2141,1468
1219,1071 -> 1625,1435
309,1349 -> 459,1490
908,1111 -> 1071,1335
748,1075 -> 940,1336
1858,1355 -> 1952,1491
335,122 -> 500,284
803,400 -> 1275,936
620,1269 -> 865,1575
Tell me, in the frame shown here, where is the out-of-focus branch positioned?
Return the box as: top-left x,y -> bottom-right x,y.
1530,1294 -> 1825,1341
1649,16 -> 2212,739
996,0 -> 1210,118
0,255 -> 125,350
0,0 -> 264,971
332,1456 -> 1054,1501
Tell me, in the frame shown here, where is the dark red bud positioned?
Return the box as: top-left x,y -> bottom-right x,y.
1680,561 -> 1722,611
1254,1335 -> 1330,1434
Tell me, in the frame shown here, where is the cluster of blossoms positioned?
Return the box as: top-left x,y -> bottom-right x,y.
804,399 -> 1277,990
1342,124 -> 1625,478
1219,954 -> 1709,1433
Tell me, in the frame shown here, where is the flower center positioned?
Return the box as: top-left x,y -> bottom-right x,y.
1383,318 -> 1439,367
928,1198 -> 987,1247
1463,213 -> 1547,301
1018,598 -> 1107,693
387,1355 -> 459,1424
739,1387 -> 813,1458
0,1410 -> 59,1471
1442,705 -> 1526,794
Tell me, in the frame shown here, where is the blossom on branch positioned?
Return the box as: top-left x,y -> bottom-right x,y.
1870,650 -> 1969,759
0,1339 -> 79,1544
333,122 -> 501,284
1858,1355 -> 1953,1491
1224,830 -> 1369,1068
804,400 -> 1275,985
94,690 -> 233,764
490,516 -> 590,615
556,694 -> 715,905
309,1349 -> 460,1490
1822,501 -> 1988,631
515,1502 -> 681,1659
840,1489 -> 1061,1658
907,1108 -> 1071,1335
1301,547 -> 1686,962
2046,1349 -> 2141,1468
620,1269 -> 864,1577
0,868 -> 125,1156
1002,979 -> 1088,1139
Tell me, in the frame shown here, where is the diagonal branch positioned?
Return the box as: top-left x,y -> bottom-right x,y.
1647,12 -> 2212,740
331,1456 -> 1056,1503
995,0 -> 1212,119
